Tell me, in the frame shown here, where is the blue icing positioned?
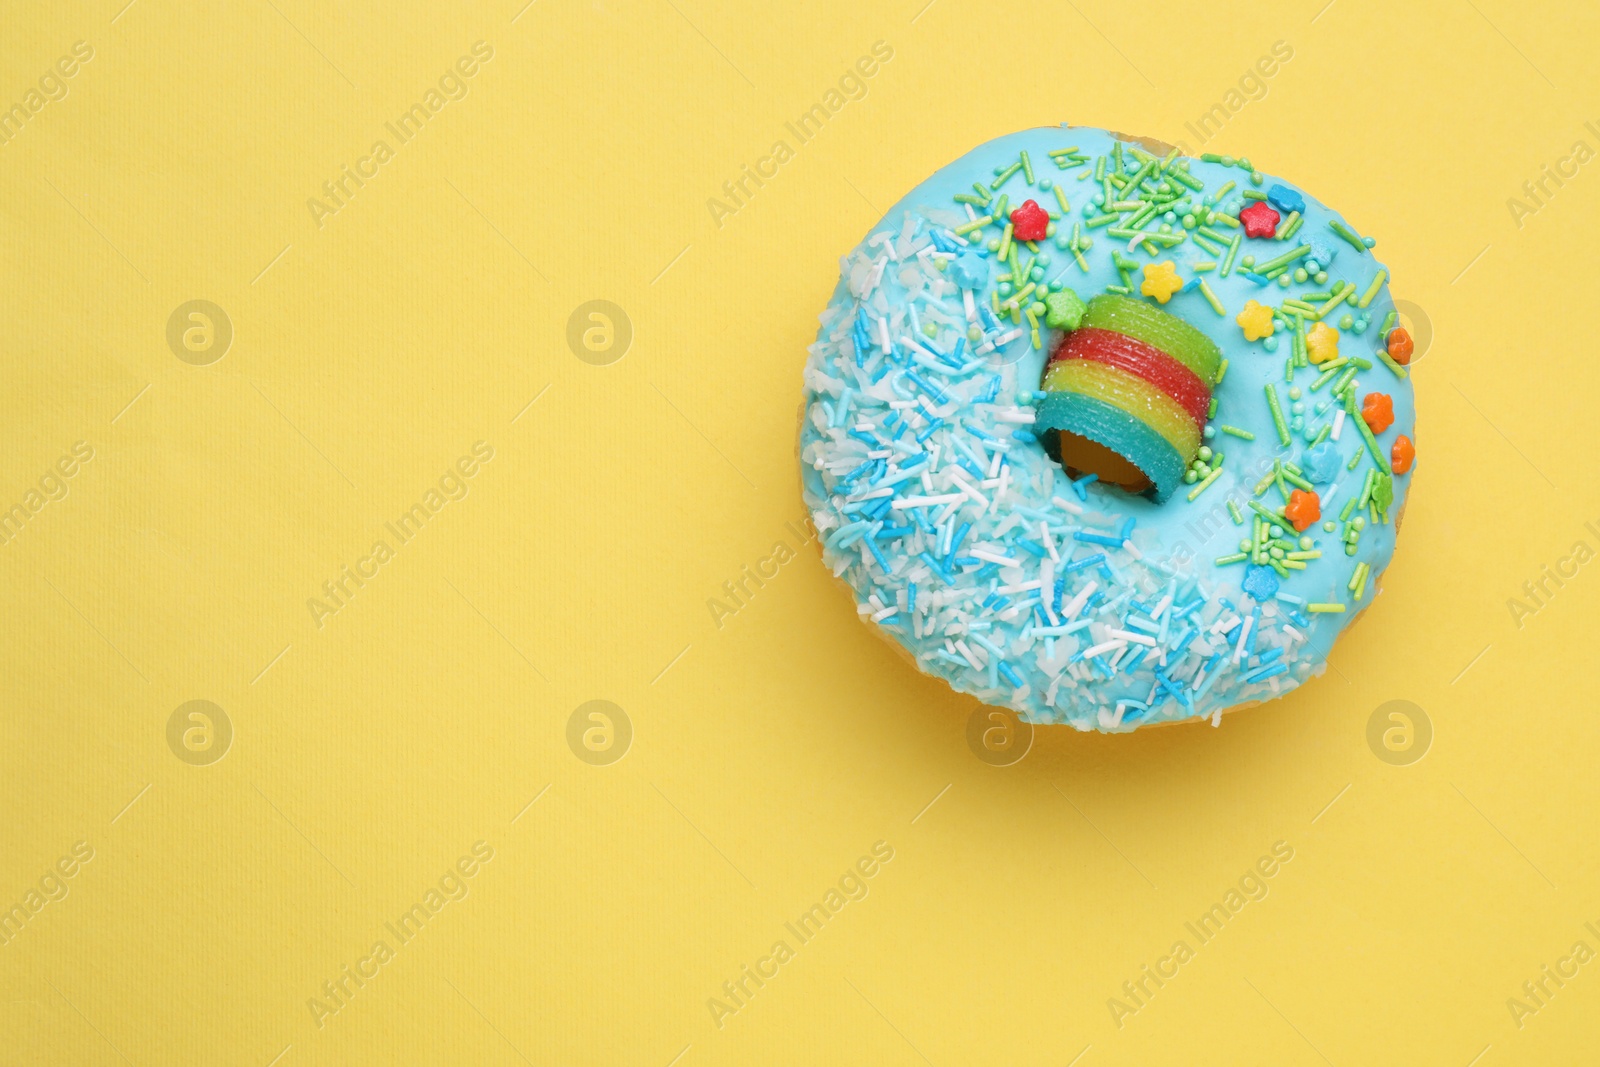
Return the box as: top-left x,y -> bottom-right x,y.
1267,183 -> 1306,215
799,126 -> 1416,732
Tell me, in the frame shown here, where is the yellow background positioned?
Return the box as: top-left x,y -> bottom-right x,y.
3,1 -> 1598,1063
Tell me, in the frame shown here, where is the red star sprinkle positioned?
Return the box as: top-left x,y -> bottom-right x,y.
1010,199 -> 1049,242
1239,200 -> 1280,239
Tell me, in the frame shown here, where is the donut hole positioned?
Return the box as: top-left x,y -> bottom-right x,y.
1056,431 -> 1152,494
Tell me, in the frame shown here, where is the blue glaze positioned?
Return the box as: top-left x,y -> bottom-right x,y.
799,126 -> 1416,731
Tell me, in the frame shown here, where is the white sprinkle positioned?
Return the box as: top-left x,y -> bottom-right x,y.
1121,539 -> 1143,560
995,408 -> 1037,424
1050,495 -> 1085,515
955,639 -> 985,670
872,604 -> 898,621
971,548 -> 1021,567
1062,581 -> 1098,620
948,470 -> 990,509
1110,629 -> 1157,647
1233,615 -> 1254,663
1083,639 -> 1128,659
1331,408 -> 1346,441
1039,522 -> 1059,561
892,494 -> 963,509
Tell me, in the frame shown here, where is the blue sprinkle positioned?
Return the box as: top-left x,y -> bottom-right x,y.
1301,440 -> 1340,485
907,583 -> 917,614
1074,530 -> 1124,548
864,537 -> 891,572
1015,538 -> 1048,558
1243,661 -> 1288,684
1064,553 -> 1105,572
950,252 -> 990,289
998,662 -> 1024,688
1266,184 -> 1305,215
1071,472 -> 1098,500
1242,565 -> 1280,602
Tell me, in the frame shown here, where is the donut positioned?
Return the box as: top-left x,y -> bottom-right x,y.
799,125 -> 1417,732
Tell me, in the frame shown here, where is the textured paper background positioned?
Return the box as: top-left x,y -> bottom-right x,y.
3,1 -> 1598,1064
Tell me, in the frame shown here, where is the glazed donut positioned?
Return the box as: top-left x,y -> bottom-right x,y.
799,125 -> 1417,732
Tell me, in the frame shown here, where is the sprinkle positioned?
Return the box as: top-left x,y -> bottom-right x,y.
1220,424 -> 1255,440
1264,384 -> 1290,445
1357,269 -> 1387,309
1187,466 -> 1225,501
1307,602 -> 1347,613
1329,220 -> 1369,253
1250,243 -> 1311,276
1197,279 -> 1226,316
991,162 -> 1022,190
954,215 -> 992,236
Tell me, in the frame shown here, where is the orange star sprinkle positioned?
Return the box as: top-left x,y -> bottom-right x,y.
1362,392 -> 1394,434
1285,489 -> 1321,533
1391,434 -> 1415,474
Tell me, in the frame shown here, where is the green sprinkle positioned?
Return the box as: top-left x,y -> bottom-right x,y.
1357,269 -> 1387,309
1315,283 -> 1353,319
1048,146 -> 1080,158
1252,244 -> 1312,276
1192,260 -> 1217,273
1189,466 -> 1225,500
954,215 -> 992,236
991,162 -> 1022,190
1053,184 -> 1071,214
1376,348 -> 1409,379
1198,279 -> 1226,316
1020,151 -> 1035,186
1085,212 -> 1120,228
1215,358 -> 1230,385
1209,180 -> 1237,204
1214,551 -> 1248,565
1280,213 -> 1303,241
1329,220 -> 1369,252
1220,232 -> 1243,278
1312,422 -> 1331,445
1168,167 -> 1203,191
1253,468 -> 1278,495
1286,550 -> 1322,561
1264,384 -> 1290,445
1307,603 -> 1346,614
1346,448 -> 1363,472
953,194 -> 989,207
1275,210 -> 1301,239
1220,424 -> 1254,440
1249,500 -> 1285,525
1207,396 -> 1218,418
1282,468 -> 1314,492
1241,189 -> 1269,200
1227,500 -> 1244,525
1379,310 -> 1398,336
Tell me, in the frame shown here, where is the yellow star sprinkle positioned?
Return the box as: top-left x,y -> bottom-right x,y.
1235,300 -> 1274,341
1306,322 -> 1340,364
1140,260 -> 1183,304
